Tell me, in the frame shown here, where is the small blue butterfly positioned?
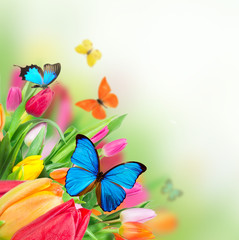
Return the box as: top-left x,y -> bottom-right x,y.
161,179 -> 183,201
65,134 -> 147,212
16,63 -> 61,88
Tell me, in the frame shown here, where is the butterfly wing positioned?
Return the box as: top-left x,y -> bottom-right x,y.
75,99 -> 98,112
161,179 -> 173,194
71,134 -> 99,174
102,93 -> 118,108
92,105 -> 106,120
65,135 -> 99,196
18,64 -> 44,85
96,162 -> 147,212
96,180 -> 126,212
98,77 -> 111,100
87,49 -> 102,67
75,39 -> 93,54
65,167 -> 97,196
43,63 -> 61,86
168,189 -> 183,201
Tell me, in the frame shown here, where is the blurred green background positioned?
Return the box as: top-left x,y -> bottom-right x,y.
1,0 -> 239,239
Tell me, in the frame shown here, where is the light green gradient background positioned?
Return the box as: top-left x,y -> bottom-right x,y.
1,1 -> 239,239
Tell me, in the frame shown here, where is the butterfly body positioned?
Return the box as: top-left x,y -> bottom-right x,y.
65,134 -> 146,212
76,77 -> 118,119
75,39 -> 102,67
16,63 -> 61,88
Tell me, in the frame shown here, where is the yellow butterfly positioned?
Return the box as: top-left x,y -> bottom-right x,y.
75,39 -> 102,67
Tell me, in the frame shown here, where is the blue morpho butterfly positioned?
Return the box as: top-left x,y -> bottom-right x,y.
65,134 -> 147,212
161,179 -> 183,201
15,63 -> 61,88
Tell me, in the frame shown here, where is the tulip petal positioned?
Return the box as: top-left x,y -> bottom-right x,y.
0,178 -> 52,215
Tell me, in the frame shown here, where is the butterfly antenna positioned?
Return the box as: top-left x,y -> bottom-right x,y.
13,64 -> 21,68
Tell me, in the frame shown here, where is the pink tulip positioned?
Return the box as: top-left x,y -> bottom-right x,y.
102,138 -> 127,157
123,183 -> 149,208
91,126 -> 109,144
10,68 -> 24,89
96,140 -> 124,172
120,208 -> 157,223
25,88 -> 54,117
6,87 -> 22,112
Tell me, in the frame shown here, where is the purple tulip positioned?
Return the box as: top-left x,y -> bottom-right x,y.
120,208 -> 157,223
102,138 -> 127,157
6,87 -> 22,112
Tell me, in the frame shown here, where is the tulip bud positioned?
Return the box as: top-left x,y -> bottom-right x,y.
91,126 -> 109,144
12,155 -> 44,180
119,222 -> 155,240
120,208 -> 157,223
25,88 -> 54,117
50,167 -> 69,185
24,123 -> 47,147
6,87 -> 22,112
102,138 -> 127,157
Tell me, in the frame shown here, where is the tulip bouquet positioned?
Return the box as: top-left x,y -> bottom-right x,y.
0,59 -> 168,239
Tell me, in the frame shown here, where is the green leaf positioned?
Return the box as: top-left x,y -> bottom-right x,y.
8,88 -> 37,139
25,126 -> 46,157
85,229 -> 98,240
0,134 -> 11,178
28,118 -> 65,142
45,162 -> 71,172
137,200 -> 151,208
0,220 -> 5,227
82,191 -> 97,210
81,114 -> 127,139
101,208 -> 126,221
1,124 -> 32,179
44,126 -> 78,165
7,166 -> 24,180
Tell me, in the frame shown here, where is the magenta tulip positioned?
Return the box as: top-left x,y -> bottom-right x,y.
102,138 -> 127,157
91,126 -> 109,144
6,87 -> 22,112
25,88 -> 54,117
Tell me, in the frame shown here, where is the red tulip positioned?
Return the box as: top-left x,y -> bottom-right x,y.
25,88 -> 54,117
12,199 -> 91,240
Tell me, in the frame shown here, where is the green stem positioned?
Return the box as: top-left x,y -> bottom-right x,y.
101,228 -> 119,234
86,229 -> 98,240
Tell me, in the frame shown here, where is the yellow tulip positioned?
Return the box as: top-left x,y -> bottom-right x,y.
0,178 -> 63,240
12,155 -> 44,180
0,104 -> 5,141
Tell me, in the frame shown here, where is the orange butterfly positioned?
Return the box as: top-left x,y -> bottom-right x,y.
75,77 -> 118,119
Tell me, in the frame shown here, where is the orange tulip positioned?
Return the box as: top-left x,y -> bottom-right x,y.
145,210 -> 177,235
119,222 -> 155,240
0,103 -> 5,140
113,233 -> 126,240
50,167 -> 69,185
0,178 -> 63,239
